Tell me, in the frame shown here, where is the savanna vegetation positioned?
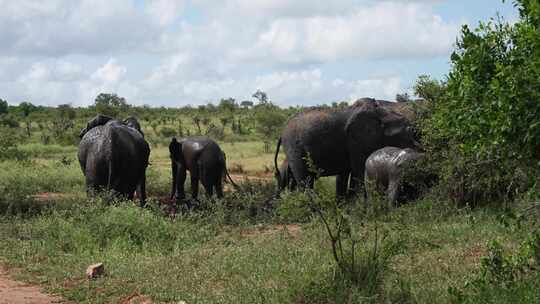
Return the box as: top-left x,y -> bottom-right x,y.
1,1 -> 540,303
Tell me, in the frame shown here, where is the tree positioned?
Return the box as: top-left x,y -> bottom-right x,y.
18,102 -> 36,117
419,0 -> 540,204
255,103 -> 286,152
396,93 -> 411,103
94,93 -> 129,117
218,98 -> 237,113
240,100 -> 254,108
252,90 -> 269,104
0,99 -> 8,115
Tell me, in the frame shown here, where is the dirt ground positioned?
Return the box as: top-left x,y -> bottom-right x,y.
0,266 -> 65,304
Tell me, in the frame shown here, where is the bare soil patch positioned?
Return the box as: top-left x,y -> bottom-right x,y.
0,266 -> 66,304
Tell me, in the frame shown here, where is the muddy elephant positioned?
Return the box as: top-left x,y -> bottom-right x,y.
78,115 -> 150,206
169,136 -> 236,205
275,158 -> 297,192
364,147 -> 425,208
274,101 -> 420,197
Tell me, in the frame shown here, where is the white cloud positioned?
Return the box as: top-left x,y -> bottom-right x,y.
146,0 -> 186,26
243,2 -> 457,65
91,59 -> 127,84
0,0 -> 467,106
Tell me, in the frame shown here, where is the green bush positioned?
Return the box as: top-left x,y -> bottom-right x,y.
416,1 -> 540,205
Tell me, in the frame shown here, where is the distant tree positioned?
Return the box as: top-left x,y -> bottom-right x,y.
0,99 -> 8,115
57,104 -> 76,120
218,98 -> 238,113
252,90 -> 269,105
192,116 -> 202,134
94,93 -> 129,117
255,103 -> 286,152
413,75 -> 446,103
219,116 -> 231,133
396,93 -> 411,103
52,104 -> 77,145
240,100 -> 254,108
18,102 -> 36,117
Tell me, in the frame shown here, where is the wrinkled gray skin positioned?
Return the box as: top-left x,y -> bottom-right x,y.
364,147 -> 423,208
274,101 -> 420,197
78,115 -> 150,207
169,136 -> 236,205
275,158 -> 297,191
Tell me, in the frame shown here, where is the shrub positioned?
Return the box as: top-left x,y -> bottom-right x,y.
416,2 -> 540,205
159,126 -> 177,138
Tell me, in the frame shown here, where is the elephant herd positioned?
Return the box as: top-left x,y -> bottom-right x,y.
77,99 -> 431,209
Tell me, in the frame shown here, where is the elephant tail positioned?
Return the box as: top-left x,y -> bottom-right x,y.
222,152 -> 239,189
274,137 -> 282,184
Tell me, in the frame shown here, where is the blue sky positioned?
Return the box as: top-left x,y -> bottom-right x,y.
0,0 -> 518,107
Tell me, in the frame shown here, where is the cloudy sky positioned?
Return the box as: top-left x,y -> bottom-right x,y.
0,0 -> 516,107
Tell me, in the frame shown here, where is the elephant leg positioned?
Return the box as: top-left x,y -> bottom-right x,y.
175,166 -> 187,203
201,176 -> 214,198
387,179 -> 400,209
336,172 -> 350,198
349,156 -> 367,199
190,174 -> 199,200
137,173 -> 147,207
216,172 -> 224,199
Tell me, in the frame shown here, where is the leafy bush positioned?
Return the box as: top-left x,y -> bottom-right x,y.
417,1 -> 540,205
449,230 -> 540,303
0,127 -> 27,161
159,126 -> 177,138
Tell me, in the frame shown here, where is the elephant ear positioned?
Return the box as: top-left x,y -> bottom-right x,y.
378,108 -> 408,137
345,103 -> 384,154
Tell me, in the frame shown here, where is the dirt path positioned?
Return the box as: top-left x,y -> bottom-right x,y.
0,266 -> 65,304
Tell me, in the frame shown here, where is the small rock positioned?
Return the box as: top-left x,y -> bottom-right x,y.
86,263 -> 105,279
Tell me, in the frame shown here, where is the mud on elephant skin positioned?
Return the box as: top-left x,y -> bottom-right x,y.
169,136 -> 237,206
364,146 -> 434,208
78,115 -> 150,206
274,101 -> 421,197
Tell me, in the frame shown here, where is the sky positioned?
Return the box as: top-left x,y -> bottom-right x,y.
0,0 -> 518,107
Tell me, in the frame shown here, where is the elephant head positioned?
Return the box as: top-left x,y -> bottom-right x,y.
123,117 -> 144,137
346,102 -> 420,154
79,114 -> 113,138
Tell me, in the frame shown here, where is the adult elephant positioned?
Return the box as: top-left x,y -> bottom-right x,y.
274,101 -> 420,197
364,147 -> 424,208
78,115 -> 150,206
169,136 -> 236,205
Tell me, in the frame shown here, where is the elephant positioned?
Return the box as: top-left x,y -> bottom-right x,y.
78,115 -> 150,206
274,100 -> 420,197
275,158 -> 297,192
169,136 -> 236,205
364,147 -> 425,208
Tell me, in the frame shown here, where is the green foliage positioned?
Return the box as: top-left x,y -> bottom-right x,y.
0,114 -> 20,128
449,229 -> 540,303
418,2 -> 540,205
94,93 -> 130,118
0,98 -> 8,114
18,101 -> 37,117
0,127 -> 27,161
254,102 -> 286,152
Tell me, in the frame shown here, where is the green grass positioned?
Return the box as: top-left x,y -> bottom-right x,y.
0,142 -> 538,303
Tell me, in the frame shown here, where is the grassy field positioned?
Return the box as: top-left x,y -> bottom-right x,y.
0,142 -> 539,303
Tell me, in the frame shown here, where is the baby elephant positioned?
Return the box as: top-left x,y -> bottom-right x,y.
364,147 -> 424,208
169,136 -> 235,205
